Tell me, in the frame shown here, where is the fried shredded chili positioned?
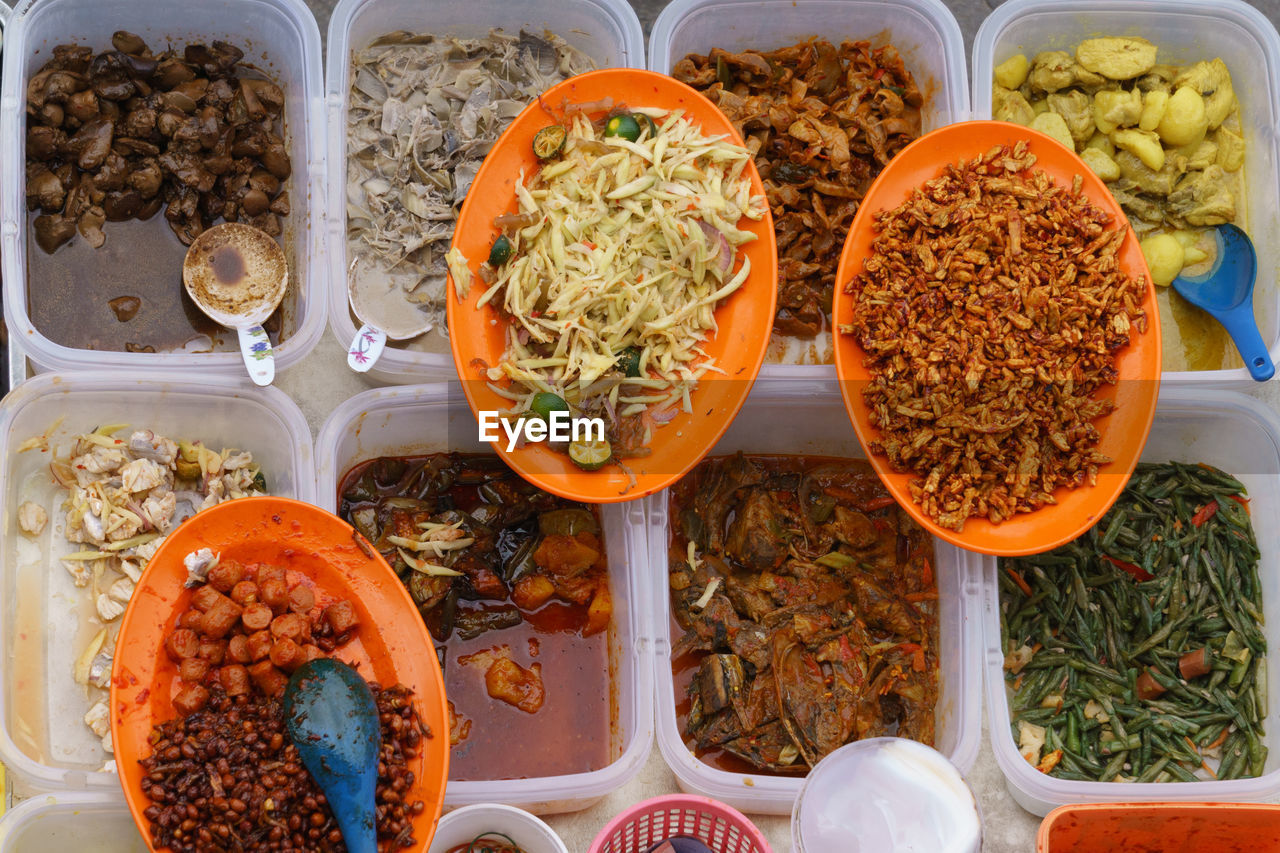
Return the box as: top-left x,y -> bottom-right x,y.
674,39 -> 923,340
840,141 -> 1149,531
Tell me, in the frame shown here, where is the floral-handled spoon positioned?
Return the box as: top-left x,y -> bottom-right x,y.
182,223 -> 288,385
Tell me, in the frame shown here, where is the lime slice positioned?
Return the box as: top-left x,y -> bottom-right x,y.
569,438 -> 612,471
533,124 -> 567,159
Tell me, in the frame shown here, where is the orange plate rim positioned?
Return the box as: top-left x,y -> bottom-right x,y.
833,120 -> 1162,557
110,496 -> 450,851
445,68 -> 777,504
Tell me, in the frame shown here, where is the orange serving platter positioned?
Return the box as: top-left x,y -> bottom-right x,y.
111,497 -> 449,851
446,68 -> 776,504
833,120 -> 1162,557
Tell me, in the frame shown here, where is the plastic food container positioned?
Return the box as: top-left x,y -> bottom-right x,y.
589,794 -> 772,853
0,792 -> 145,851
649,0 -> 970,380
323,0 -> 645,385
643,379 -> 984,815
981,388 -> 1280,815
972,0 -> 1280,387
314,383 -> 654,813
1038,802 -> 1280,852
428,803 -> 569,853
0,371 -> 315,792
0,0 -> 327,376
0,0 -> 11,397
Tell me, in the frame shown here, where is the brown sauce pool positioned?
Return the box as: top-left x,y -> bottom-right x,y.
338,453 -> 613,781
25,214 -> 282,352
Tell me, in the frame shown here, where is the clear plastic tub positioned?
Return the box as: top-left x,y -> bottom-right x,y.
0,792 -> 145,852
972,0 -> 1280,387
314,384 -> 654,813
649,0 -> 970,380
323,0 -> 645,384
981,388 -> 1280,815
1,0 -> 13,397
0,0 -> 327,375
0,371 -> 316,792
643,379 -> 984,815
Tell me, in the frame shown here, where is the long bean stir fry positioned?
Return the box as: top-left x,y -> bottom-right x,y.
1000,462 -> 1267,783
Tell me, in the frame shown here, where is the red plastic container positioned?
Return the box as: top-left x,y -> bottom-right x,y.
1039,803 -> 1280,852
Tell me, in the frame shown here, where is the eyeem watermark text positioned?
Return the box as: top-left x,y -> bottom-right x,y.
478,411 -> 605,452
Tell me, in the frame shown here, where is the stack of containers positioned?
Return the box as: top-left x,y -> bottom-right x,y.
972,0 -> 1280,821
323,0 -> 646,384
972,0 -> 1280,387
982,390 -> 1280,814
0,0 -> 10,395
0,373 -> 316,805
645,0 -> 980,822
642,381 -> 984,814
0,0 -> 326,840
0,0 -> 328,377
0,793 -> 144,852
649,0 -> 971,381
314,385 -> 655,814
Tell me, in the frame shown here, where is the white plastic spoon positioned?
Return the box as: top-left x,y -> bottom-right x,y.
182,223 -> 288,386
344,259 -> 436,372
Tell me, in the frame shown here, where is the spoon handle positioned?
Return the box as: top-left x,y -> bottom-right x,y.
1220,303 -> 1276,382
237,326 -> 275,386
348,324 -> 388,373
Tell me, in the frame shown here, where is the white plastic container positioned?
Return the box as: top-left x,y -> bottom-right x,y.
981,388 -> 1280,815
649,0 -> 970,380
0,0 -> 327,375
1,1 -> 14,396
428,804 -> 569,853
644,379 -> 984,815
323,0 -> 645,384
790,738 -> 982,853
315,384 -> 654,813
972,0 -> 1280,387
0,792 -> 145,852
0,371 -> 316,792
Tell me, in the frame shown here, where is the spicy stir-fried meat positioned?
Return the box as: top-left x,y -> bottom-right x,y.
840,142 -> 1149,531
669,455 -> 939,774
674,40 -> 923,338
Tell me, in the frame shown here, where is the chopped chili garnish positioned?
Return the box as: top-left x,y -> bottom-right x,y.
1006,567 -> 1033,597
1102,554 -> 1153,582
1191,500 -> 1219,527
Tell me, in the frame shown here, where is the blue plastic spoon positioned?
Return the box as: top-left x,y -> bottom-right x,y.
283,658 -> 381,853
1172,223 -> 1275,381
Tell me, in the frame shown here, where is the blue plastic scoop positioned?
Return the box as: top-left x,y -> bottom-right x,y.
1172,223 -> 1275,381
283,658 -> 381,853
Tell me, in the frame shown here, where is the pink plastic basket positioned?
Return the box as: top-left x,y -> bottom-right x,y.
588,794 -> 773,853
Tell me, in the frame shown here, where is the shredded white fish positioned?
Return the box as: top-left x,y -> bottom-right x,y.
463,108 -> 766,447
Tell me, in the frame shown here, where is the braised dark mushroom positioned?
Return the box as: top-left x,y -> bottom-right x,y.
26,36 -> 292,254
27,167 -> 67,211
68,117 -> 114,170
111,31 -> 149,56
33,214 -> 77,253
77,206 -> 107,248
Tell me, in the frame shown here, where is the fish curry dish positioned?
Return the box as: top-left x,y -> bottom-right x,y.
668,454 -> 941,774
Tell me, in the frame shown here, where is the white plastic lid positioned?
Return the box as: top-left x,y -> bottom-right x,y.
790,738 -> 982,853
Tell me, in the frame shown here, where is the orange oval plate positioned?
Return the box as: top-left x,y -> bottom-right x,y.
833,121 -> 1161,557
446,68 -> 777,503
111,497 -> 449,850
